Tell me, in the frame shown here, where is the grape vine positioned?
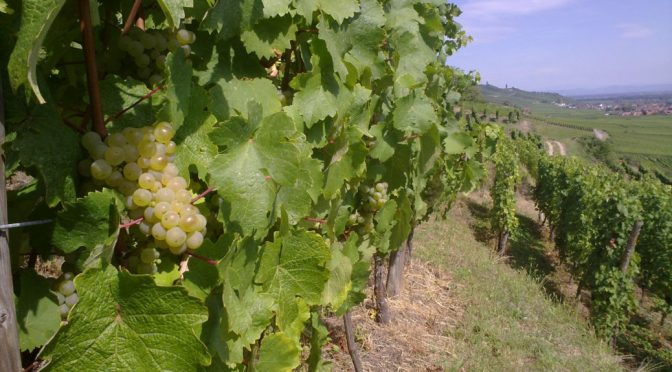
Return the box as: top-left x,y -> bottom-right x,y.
0,0 -> 483,370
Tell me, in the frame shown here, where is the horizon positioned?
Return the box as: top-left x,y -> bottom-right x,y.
448,0 -> 672,92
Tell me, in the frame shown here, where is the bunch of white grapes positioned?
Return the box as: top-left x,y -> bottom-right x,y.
117,27 -> 196,86
360,182 -> 389,212
55,272 -> 78,319
346,182 -> 389,235
79,122 -> 207,274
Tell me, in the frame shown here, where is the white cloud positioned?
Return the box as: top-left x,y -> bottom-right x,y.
617,23 -> 654,39
460,0 -> 573,19
457,0 -> 573,43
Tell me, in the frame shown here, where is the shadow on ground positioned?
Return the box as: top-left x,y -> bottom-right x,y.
465,198 -> 567,303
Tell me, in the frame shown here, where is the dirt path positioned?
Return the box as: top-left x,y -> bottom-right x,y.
518,120 -> 532,134
552,140 -> 566,156
593,129 -> 609,141
545,141 -> 554,156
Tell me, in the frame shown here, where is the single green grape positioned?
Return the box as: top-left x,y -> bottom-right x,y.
138,173 -> 156,189
161,211 -> 180,229
104,146 -> 125,166
165,227 -> 187,248
81,131 -> 102,151
132,188 -> 152,207
152,223 -> 167,240
90,159 -> 113,180
186,231 -> 204,249
123,162 -> 142,181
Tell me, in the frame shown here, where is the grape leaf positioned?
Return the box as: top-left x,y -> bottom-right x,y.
321,245 -> 352,309
295,0 -> 359,24
52,189 -> 122,255
208,112 -> 311,238
256,229 -> 331,306
307,313 -> 332,371
16,270 -> 60,351
100,76 -> 153,132
392,91 -> 438,134
209,77 -> 281,121
200,0 -> 262,41
221,283 -> 275,365
12,104 -> 81,207
240,14 -> 297,59
7,0 -> 65,103
173,85 -> 218,181
39,266 -> 210,371
0,0 -> 13,14
161,52 -> 192,131
256,332 -> 300,372
261,0 -> 291,17
157,0 -> 193,27
289,40 -> 339,127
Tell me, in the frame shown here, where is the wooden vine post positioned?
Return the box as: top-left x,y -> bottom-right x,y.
343,311 -> 363,372
620,220 -> 644,273
0,79 -> 22,372
387,225 -> 415,297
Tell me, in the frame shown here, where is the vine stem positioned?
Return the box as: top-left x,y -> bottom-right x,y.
186,251 -> 218,266
191,187 -> 216,204
105,85 -> 163,124
79,0 -> 107,137
119,217 -> 144,229
121,0 -> 143,35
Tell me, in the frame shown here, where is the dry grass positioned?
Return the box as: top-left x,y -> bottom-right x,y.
324,195 -> 624,371
324,260 -> 462,371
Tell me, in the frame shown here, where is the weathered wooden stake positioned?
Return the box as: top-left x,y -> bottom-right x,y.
374,255 -> 390,324
620,220 -> 644,273
0,78 -> 22,372
343,311 -> 363,372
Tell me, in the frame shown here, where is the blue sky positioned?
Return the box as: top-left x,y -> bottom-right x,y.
448,0 -> 672,92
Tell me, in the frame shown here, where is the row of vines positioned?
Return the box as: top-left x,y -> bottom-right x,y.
530,149 -> 672,339
0,0 -> 500,371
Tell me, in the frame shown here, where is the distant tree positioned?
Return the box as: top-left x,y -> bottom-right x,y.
495,110 -> 500,121
515,110 -> 520,121
507,111 -> 514,123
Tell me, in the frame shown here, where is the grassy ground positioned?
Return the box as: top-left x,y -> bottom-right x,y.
412,194 -> 623,371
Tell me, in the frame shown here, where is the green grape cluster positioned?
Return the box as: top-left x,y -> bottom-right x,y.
54,272 -> 77,319
346,182 -> 389,235
79,122 -> 207,274
117,27 -> 196,85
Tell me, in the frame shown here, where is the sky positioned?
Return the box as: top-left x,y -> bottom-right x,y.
447,0 -> 672,92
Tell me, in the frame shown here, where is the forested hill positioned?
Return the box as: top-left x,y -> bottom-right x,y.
477,84 -> 572,108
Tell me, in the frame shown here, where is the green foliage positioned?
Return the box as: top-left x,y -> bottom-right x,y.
490,136 -> 520,241
2,0 -> 483,369
530,150 -> 672,340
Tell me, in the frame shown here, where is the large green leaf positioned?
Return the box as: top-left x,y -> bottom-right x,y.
16,270 -> 61,351
7,0 -> 65,103
209,77 -> 281,121
392,91 -> 438,134
240,14 -> 297,59
39,266 -> 210,371
160,52 -> 192,131
208,112 -> 314,237
100,76 -> 153,132
256,332 -> 300,372
173,85 -> 218,180
256,229 -> 331,306
12,104 -> 81,207
157,0 -> 193,27
51,189 -> 121,255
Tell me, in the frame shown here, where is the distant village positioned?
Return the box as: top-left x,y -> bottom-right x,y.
553,96 -> 672,116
